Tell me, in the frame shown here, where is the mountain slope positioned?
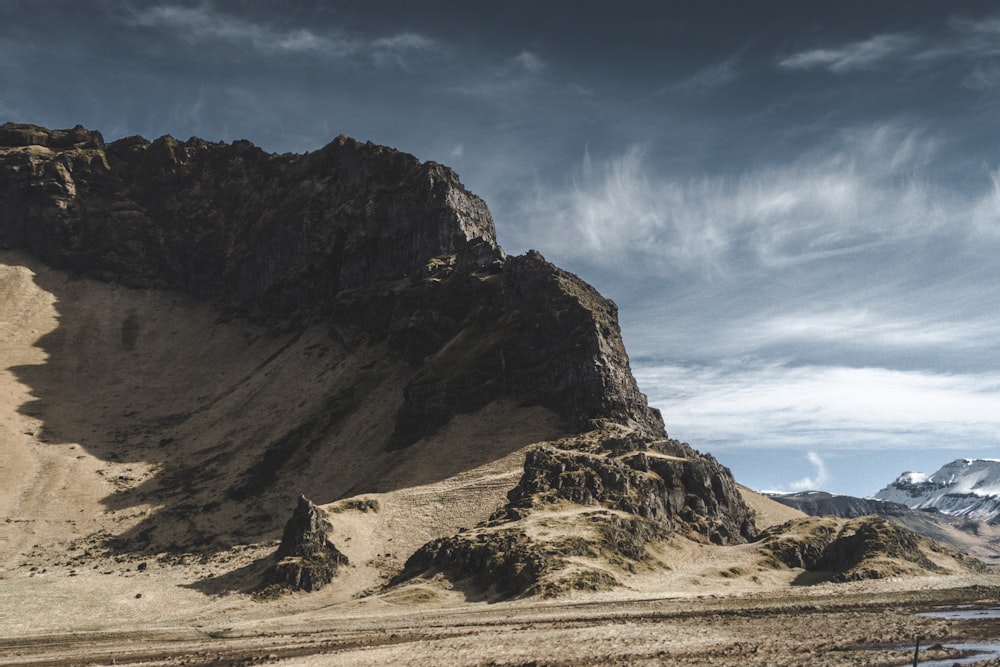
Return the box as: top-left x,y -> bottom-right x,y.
766,491 -> 912,519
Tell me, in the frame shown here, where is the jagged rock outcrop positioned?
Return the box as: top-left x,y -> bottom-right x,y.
503,433 -> 755,544
396,425 -> 757,597
1,123 -> 758,596
262,496 -> 347,592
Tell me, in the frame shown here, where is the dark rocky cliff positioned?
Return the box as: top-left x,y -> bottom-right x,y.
0,123 -> 501,316
0,122 -> 662,437
0,122 -> 757,596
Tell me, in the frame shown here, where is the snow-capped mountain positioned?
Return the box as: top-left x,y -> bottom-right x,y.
874,459 -> 1000,523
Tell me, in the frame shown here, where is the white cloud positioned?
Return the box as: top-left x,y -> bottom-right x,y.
776,16 -> 1000,83
778,33 -> 917,73
790,452 -> 830,491
124,4 -> 435,64
754,309 -> 995,351
516,123 -> 981,276
633,361 -> 1000,452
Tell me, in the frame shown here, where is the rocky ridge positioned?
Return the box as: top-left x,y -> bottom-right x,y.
768,489 -> 1000,570
397,425 -> 758,596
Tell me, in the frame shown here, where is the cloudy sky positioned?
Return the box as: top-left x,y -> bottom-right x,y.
4,1 -> 1000,496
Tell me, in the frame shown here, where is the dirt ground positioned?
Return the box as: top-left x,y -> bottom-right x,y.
3,578 -> 1000,666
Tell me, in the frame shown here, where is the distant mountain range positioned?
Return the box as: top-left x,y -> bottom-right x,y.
764,491 -> 912,520
874,459 -> 1000,524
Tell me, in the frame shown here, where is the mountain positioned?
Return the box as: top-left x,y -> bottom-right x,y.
0,122 -> 762,599
875,459 -> 1000,524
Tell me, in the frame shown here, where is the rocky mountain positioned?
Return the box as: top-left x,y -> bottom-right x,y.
0,122 -> 762,597
875,459 -> 1000,524
757,515 -> 988,583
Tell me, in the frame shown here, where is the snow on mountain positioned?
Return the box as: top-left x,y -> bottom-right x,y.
874,459 -> 1000,523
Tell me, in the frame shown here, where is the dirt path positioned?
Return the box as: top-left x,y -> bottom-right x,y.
3,583 -> 1000,666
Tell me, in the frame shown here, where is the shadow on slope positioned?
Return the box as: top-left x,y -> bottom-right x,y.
7,252 -> 563,560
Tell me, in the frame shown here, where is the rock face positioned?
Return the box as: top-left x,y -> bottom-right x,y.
0,122 -> 662,441
263,496 -> 348,592
0,123 -> 501,316
1,123 -> 757,596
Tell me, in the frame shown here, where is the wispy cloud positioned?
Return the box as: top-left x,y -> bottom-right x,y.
778,33 -> 917,73
451,50 -> 553,100
754,309 -> 996,351
516,123 -> 986,276
790,452 -> 830,491
668,56 -> 740,94
948,14 -> 1000,52
123,4 -> 435,65
778,15 -> 1000,83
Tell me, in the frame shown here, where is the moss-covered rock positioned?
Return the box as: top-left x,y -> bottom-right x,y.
758,515 -> 988,583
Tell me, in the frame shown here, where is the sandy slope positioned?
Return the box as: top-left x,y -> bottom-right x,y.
738,484 -> 806,528
0,251 -> 563,628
